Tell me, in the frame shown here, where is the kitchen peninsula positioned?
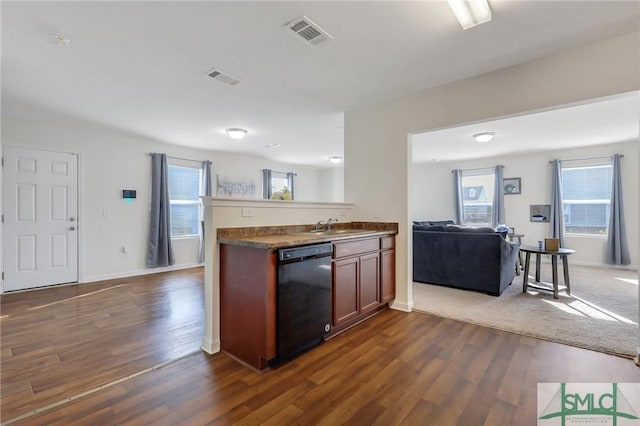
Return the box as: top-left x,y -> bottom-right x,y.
218,222 -> 397,371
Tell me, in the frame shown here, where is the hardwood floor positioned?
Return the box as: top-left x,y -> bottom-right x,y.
0,268 -> 204,422
2,268 -> 639,425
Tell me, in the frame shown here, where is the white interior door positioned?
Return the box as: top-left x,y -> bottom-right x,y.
3,146 -> 78,291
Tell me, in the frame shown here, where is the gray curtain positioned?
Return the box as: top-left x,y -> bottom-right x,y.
262,169 -> 272,199
549,159 -> 564,248
492,165 -> 505,226
287,172 -> 295,200
606,154 -> 630,265
453,169 -> 464,225
147,153 -> 175,267
198,160 -> 212,264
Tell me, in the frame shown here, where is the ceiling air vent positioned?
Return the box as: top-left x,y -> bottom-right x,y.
205,68 -> 241,86
285,15 -> 334,46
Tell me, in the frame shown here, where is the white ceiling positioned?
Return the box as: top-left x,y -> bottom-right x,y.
412,92 -> 640,164
2,1 -> 639,167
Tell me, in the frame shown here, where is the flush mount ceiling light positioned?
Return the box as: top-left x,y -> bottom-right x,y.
329,156 -> 343,164
46,33 -> 70,46
447,0 -> 492,30
473,132 -> 495,143
225,128 -> 248,140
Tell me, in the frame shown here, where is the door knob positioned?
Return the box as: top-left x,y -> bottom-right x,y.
69,226 -> 76,231
70,217 -> 76,222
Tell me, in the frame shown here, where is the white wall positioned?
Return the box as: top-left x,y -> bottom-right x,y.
317,167 -> 345,203
412,141 -> 639,268
344,31 -> 639,313
1,116 -> 340,285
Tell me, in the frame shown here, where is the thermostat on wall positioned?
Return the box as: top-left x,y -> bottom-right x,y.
122,189 -> 137,199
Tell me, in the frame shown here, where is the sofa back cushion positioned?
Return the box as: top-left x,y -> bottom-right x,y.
413,224 -> 448,232
413,220 -> 455,227
445,225 -> 495,233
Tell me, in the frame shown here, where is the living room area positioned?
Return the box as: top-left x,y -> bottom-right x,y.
410,92 -> 639,358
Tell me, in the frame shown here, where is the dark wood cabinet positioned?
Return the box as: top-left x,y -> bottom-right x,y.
220,233 -> 396,369
332,257 -> 360,325
381,249 -> 396,303
219,244 -> 277,371
330,236 -> 394,333
359,253 -> 380,313
381,236 -> 396,303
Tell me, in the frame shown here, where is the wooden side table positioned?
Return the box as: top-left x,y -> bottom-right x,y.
520,245 -> 575,299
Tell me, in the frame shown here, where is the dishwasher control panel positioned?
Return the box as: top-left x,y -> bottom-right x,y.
279,243 -> 333,262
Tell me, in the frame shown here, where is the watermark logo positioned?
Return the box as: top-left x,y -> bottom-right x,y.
538,383 -> 640,425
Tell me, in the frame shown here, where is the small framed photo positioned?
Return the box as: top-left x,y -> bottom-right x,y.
503,177 -> 521,195
530,204 -> 551,223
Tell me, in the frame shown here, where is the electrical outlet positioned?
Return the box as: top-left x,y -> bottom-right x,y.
242,208 -> 254,217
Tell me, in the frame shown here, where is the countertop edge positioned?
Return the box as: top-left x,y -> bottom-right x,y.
218,230 -> 397,250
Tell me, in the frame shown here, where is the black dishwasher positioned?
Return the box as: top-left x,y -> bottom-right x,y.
270,243 -> 333,367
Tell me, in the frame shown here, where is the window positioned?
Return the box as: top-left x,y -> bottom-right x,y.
561,163 -> 612,235
168,164 -> 202,237
460,169 -> 494,226
263,169 -> 294,200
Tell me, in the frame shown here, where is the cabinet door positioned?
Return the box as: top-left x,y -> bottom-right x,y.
360,253 -> 380,313
333,257 -> 360,326
381,249 -> 395,303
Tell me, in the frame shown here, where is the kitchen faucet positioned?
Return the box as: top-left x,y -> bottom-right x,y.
315,217 -> 338,231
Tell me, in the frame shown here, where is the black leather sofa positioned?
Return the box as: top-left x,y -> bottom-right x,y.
413,223 -> 520,296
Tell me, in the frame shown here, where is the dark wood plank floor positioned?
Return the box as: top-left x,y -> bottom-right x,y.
2,268 -> 639,425
0,268 -> 204,422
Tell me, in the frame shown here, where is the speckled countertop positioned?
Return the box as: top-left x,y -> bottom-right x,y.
217,222 -> 398,249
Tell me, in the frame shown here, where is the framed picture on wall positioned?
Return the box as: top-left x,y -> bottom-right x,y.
530,204 -> 551,222
503,177 -> 521,195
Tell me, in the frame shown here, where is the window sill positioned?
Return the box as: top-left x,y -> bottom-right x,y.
171,235 -> 200,240
564,233 -> 608,239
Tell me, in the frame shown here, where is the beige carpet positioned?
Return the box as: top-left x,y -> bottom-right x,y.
413,264 -> 638,357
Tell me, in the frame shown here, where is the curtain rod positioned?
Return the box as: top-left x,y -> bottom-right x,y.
149,153 -> 210,164
548,154 -> 623,164
451,165 -> 503,173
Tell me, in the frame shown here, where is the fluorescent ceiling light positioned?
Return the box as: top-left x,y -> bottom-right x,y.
473,132 -> 495,143
447,0 -> 492,30
329,156 -> 343,164
225,128 -> 248,140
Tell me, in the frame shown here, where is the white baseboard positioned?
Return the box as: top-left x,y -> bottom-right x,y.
82,263 -> 203,284
390,299 -> 414,312
201,338 -> 220,355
